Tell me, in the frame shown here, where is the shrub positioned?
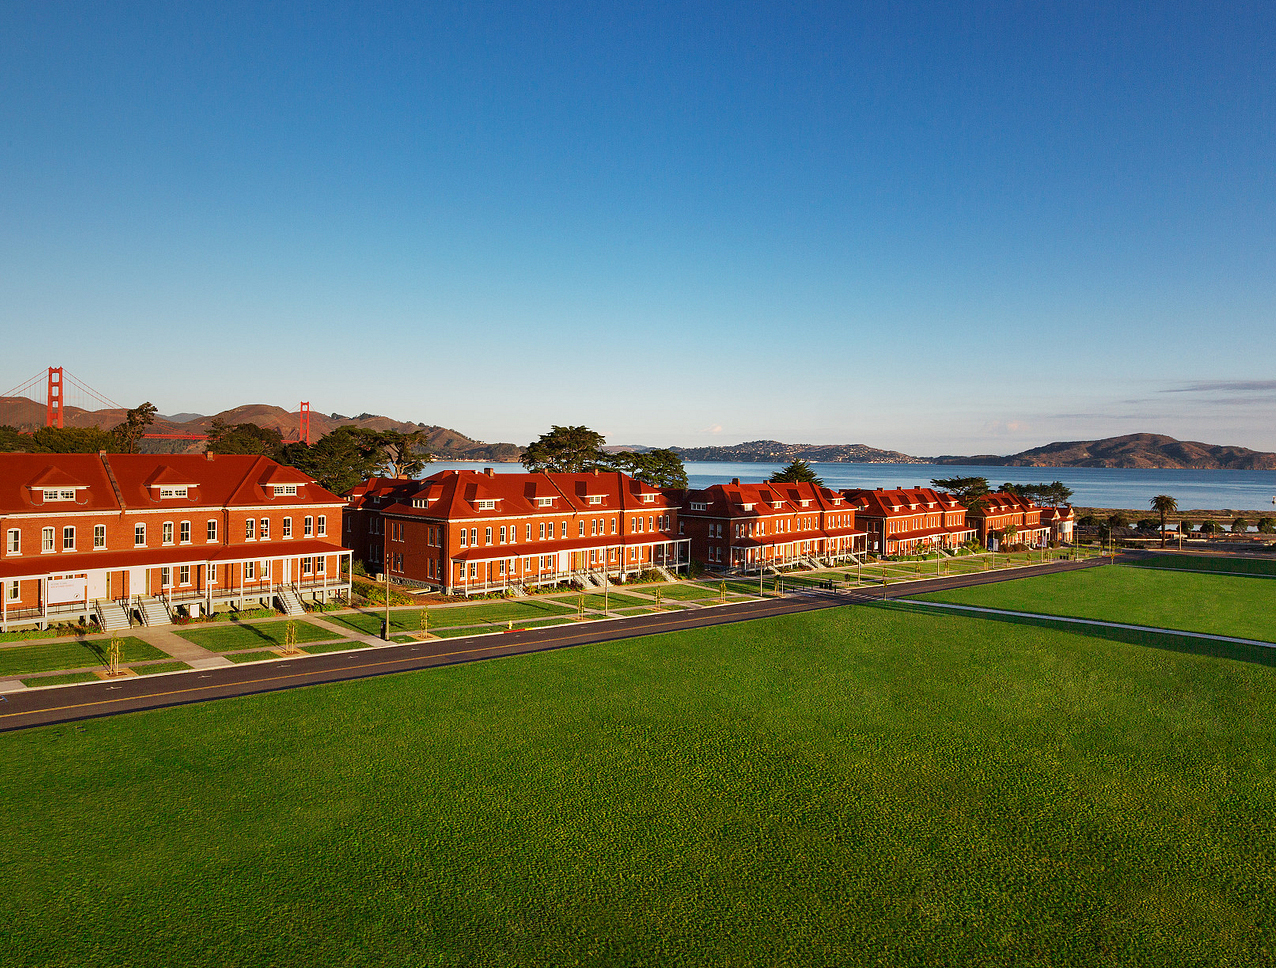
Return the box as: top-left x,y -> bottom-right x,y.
1232,517 -> 1249,533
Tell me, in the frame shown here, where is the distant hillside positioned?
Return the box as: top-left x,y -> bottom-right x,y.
0,397 -> 521,462
929,434 -> 1276,470
670,440 -> 923,464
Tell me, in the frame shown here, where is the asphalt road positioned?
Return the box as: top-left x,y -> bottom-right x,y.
0,554 -> 1117,732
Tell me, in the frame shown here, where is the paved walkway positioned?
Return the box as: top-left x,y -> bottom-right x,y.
899,599 -> 1276,650
131,628 -> 235,669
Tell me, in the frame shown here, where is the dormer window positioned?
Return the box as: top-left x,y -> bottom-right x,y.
413,499 -> 426,509
588,495 -> 603,504
272,484 -> 299,497
800,500 -> 811,507
742,503 -> 754,511
476,500 -> 496,511
158,487 -> 188,499
690,502 -> 707,512
42,489 -> 78,502
537,497 -> 554,507
641,493 -> 656,503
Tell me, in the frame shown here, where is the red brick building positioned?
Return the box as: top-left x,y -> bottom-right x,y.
679,479 -> 866,570
348,468 -> 690,595
1039,505 -> 1075,544
0,453 -> 351,631
843,487 -> 975,556
968,492 -> 1051,548
342,475 -> 420,571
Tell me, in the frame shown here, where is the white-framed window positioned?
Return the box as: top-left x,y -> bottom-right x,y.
315,556 -> 324,573
207,519 -> 218,542
283,517 -> 292,538
42,527 -> 55,552
470,527 -> 477,546
304,516 -> 313,536
180,521 -> 191,544
94,524 -> 106,549
477,500 -> 496,511
302,556 -> 313,575
163,522 -> 174,545
158,486 -> 188,499
259,518 -> 269,540
485,527 -> 492,545
42,489 -> 77,502
134,523 -> 146,547
539,523 -> 545,539
245,519 -> 255,540
244,561 -> 255,580
588,495 -> 602,505
273,484 -> 298,497
459,529 -> 467,547
6,580 -> 18,601
179,565 -> 190,585
209,564 -> 218,584
526,524 -> 532,541
317,515 -> 326,537
499,526 -> 507,543
261,560 -> 270,579
161,566 -> 171,587
537,497 -> 553,507
6,529 -> 18,555
469,562 -> 478,579
62,526 -> 75,550
578,521 -> 585,537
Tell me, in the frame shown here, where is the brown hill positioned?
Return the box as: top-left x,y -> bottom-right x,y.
0,397 -> 521,461
930,433 -> 1276,469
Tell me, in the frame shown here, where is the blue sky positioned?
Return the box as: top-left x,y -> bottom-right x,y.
2,2 -> 1273,454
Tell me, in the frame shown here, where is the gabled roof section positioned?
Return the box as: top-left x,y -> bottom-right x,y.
27,466 -> 90,490
143,464 -> 200,488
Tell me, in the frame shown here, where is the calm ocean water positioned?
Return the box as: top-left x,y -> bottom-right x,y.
419,461 -> 1276,511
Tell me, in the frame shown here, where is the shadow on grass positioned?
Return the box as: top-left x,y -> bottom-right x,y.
876,600 -> 1276,670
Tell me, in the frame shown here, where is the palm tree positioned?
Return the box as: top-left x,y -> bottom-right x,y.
1151,494 -> 1178,548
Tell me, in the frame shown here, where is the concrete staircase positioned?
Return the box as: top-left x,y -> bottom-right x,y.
94,599 -> 132,632
654,565 -> 677,582
135,595 -> 173,627
506,582 -> 529,598
275,585 -> 305,617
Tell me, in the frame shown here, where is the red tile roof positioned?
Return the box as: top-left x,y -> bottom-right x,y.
0,453 -> 342,515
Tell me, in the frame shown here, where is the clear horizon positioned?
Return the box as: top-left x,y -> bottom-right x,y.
3,2 -> 1273,453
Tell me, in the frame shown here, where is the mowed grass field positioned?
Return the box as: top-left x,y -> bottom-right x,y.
3,605 -> 1275,965
914,563 -> 1276,642
1133,553 -> 1276,577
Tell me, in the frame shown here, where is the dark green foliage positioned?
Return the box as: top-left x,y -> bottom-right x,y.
769,459 -> 823,486
1200,520 -> 1222,534
1258,517 -> 1276,534
31,426 -> 118,452
1107,513 -> 1128,528
282,426 -> 388,494
205,419 -> 284,457
604,448 -> 688,488
111,402 -> 157,454
1232,517 -> 1250,533
2,607 -> 1275,965
931,476 -> 990,513
1136,518 -> 1159,532
999,481 -> 1074,505
521,425 -> 606,473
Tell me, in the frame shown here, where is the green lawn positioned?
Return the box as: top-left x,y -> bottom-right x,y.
914,563 -> 1276,642
329,600 -> 575,637
225,649 -> 279,664
0,636 -> 166,677
1133,553 -> 1276,577
300,640 -> 373,655
135,661 -> 194,676
4,605 -> 1274,964
657,582 -> 733,600
176,620 -> 340,652
20,671 -> 98,687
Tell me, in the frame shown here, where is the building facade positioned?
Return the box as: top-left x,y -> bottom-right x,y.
679,479 -> 867,570
1038,505 -> 1075,544
0,453 -> 351,631
843,487 -> 975,556
350,468 -> 691,595
967,492 -> 1051,548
